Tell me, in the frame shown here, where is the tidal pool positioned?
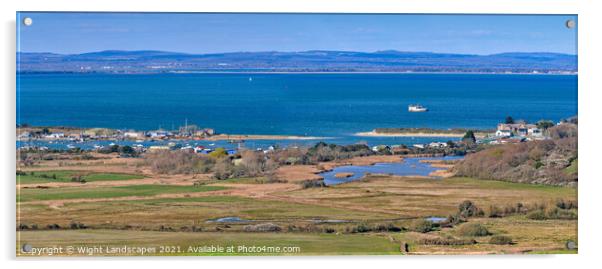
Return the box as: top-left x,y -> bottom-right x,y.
320,156 -> 463,185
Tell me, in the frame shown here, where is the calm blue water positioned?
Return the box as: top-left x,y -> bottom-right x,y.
425,217 -> 447,223
206,217 -> 249,223
17,73 -> 577,146
321,156 -> 464,185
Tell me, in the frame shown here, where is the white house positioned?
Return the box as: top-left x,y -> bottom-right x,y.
428,142 -> 447,148
528,127 -> 543,137
124,132 -> 142,138
495,129 -> 512,137
496,123 -> 537,137
148,130 -> 171,138
44,132 -> 65,139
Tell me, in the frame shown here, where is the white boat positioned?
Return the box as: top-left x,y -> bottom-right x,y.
408,104 -> 428,112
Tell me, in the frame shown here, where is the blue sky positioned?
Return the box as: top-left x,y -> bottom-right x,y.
17,13 -> 577,55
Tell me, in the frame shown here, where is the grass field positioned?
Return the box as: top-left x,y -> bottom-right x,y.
279,176 -> 577,217
17,230 -> 401,256
17,170 -> 144,184
16,158 -> 577,256
17,185 -> 226,202
18,195 -> 394,229
391,215 -> 577,254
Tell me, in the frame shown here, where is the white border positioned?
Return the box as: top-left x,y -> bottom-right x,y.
2,1 -> 601,269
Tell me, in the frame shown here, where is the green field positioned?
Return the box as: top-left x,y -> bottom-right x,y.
17,230 -> 401,256
18,195 -> 394,230
16,165 -> 578,255
390,215 -> 577,254
281,176 -> 577,217
17,170 -> 144,184
17,185 -> 226,202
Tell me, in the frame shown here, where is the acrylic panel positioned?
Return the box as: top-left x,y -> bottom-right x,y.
16,12 -> 578,256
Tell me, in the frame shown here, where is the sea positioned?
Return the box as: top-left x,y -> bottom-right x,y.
16,73 -> 577,148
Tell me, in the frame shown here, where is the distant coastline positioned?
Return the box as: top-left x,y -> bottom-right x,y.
17,50 -> 577,74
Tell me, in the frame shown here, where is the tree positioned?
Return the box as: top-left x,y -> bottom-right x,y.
120,145 -> 136,155
208,148 -> 228,158
536,120 -> 555,130
462,130 -> 476,144
505,116 -> 515,124
446,140 -> 456,148
109,144 -> 120,153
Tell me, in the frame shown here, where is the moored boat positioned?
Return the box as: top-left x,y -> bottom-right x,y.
408,104 -> 428,112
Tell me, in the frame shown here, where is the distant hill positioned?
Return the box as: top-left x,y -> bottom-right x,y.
17,50 -> 577,74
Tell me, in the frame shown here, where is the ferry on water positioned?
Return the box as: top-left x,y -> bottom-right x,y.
408,104 -> 428,112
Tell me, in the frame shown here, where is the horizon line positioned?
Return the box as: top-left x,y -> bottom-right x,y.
16,49 -> 578,57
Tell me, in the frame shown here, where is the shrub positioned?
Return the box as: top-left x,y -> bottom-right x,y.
372,223 -> 402,232
239,150 -> 278,177
301,179 -> 326,189
46,224 -> 60,230
458,200 -> 483,217
408,219 -> 434,233
526,210 -> 547,220
489,235 -> 513,245
419,236 -> 477,246
536,120 -> 555,130
324,228 -> 336,234
213,158 -> 236,180
488,205 -> 503,218
441,214 -> 466,227
301,224 -> 323,233
69,222 -> 87,229
71,175 -> 86,183
144,150 -> 216,174
556,199 -> 578,210
456,223 -> 490,237
243,223 -> 282,232
546,208 -> 578,220
306,142 -> 374,163
354,223 -> 372,233
208,148 -> 228,158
